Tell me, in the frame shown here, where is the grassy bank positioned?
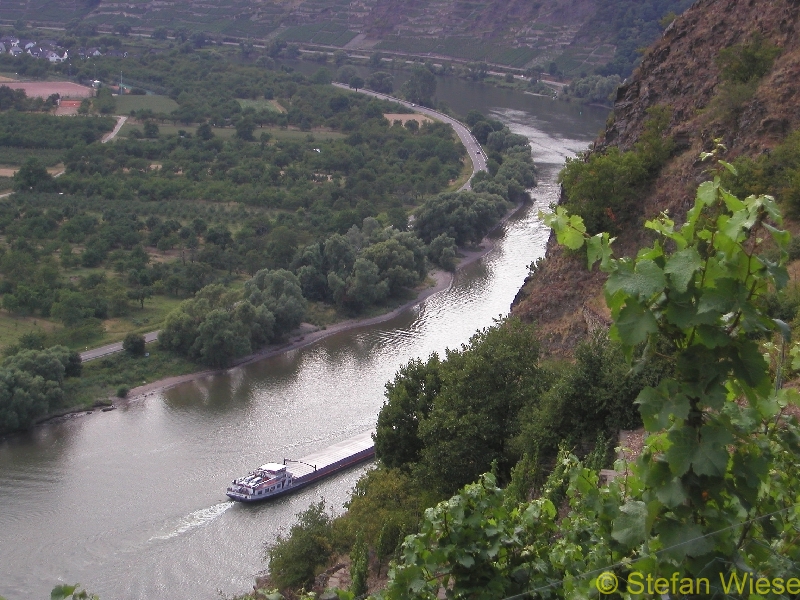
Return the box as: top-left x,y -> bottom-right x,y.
61,345 -> 197,409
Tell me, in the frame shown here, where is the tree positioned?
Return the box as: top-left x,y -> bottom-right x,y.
0,346 -> 79,432
123,333 -> 146,356
51,291 -> 94,326
12,158 -> 55,192
235,117 -> 255,141
195,122 -> 213,140
402,65 -> 437,106
190,309 -> 250,367
143,121 -> 159,138
245,269 -> 306,337
350,532 -> 369,596
376,355 -> 442,470
337,66 -> 357,84
93,87 -> 116,115
366,71 -> 394,94
127,286 -> 153,309
349,76 -> 365,91
266,501 -> 333,590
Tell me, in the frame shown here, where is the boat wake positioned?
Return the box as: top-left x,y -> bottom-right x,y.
150,502 -> 234,541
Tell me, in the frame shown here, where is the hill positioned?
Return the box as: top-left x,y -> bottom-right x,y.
511,0 -> 800,353
0,0 -> 692,74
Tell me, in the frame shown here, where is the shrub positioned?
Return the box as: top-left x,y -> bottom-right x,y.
116,385 -> 129,398
716,32 -> 781,83
266,501 -> 333,590
123,333 -> 146,356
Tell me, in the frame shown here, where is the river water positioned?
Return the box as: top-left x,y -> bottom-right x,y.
0,76 -> 607,600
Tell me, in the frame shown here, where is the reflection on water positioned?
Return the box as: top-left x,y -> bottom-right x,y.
0,80 -> 608,600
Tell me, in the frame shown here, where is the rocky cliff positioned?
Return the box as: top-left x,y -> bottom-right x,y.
511,0 -> 800,354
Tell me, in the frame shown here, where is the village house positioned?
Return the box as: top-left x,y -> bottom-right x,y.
1,36 -> 71,62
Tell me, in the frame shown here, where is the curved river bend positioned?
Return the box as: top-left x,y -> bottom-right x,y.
0,82 -> 607,600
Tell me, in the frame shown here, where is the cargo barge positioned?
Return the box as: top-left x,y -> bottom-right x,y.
226,431 -> 375,502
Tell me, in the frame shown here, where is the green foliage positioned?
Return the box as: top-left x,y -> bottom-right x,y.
382,472 -> 545,600
561,74 -> 621,105
365,71 -> 393,95
122,332 -> 146,356
92,87 -> 116,115
721,129 -> 800,216
12,158 -> 55,193
413,192 -> 510,246
350,531 -> 369,596
549,169 -> 798,590
716,32 -> 781,84
160,270 -> 304,366
116,385 -> 129,398
381,167 -> 800,599
513,333 -> 668,461
559,105 -> 673,233
401,66 -> 437,106
266,501 -> 334,591
337,468 -> 432,550
427,234 -> 457,271
50,584 -> 99,600
377,319 -> 548,495
0,345 -> 80,431
0,111 -> 114,148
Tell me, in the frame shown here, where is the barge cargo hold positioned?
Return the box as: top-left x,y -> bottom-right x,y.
226,431 -> 375,502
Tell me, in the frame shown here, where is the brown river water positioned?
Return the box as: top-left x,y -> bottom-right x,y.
0,74 -> 608,600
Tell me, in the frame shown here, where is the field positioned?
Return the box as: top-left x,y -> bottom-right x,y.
114,95 -> 179,114
0,311 -> 62,351
0,165 -> 63,177
0,148 -> 64,166
2,82 -> 93,99
375,36 -> 538,66
278,23 -> 358,46
237,99 -> 286,112
384,113 -> 432,125
118,122 -> 345,141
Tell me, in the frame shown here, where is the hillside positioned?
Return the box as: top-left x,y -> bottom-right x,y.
0,0 -> 691,73
512,0 -> 800,354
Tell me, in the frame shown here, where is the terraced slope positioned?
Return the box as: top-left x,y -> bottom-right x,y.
0,0 -> 691,73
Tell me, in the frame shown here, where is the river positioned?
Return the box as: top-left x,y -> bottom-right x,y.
0,74 -> 608,600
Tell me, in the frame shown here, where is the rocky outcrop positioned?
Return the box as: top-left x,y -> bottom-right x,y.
512,0 -> 800,354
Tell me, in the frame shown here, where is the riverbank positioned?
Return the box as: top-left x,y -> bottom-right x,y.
34,200 -> 524,427
119,200 -> 519,404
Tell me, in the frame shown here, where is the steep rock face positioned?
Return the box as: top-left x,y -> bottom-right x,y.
511,0 -> 800,354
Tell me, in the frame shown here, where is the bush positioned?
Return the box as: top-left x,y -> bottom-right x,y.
116,385 -> 129,398
123,333 -> 146,356
266,501 -> 333,590
716,32 -> 781,84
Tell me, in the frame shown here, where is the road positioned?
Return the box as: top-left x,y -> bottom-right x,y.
331,83 -> 487,190
80,330 -> 160,362
102,115 -> 128,143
